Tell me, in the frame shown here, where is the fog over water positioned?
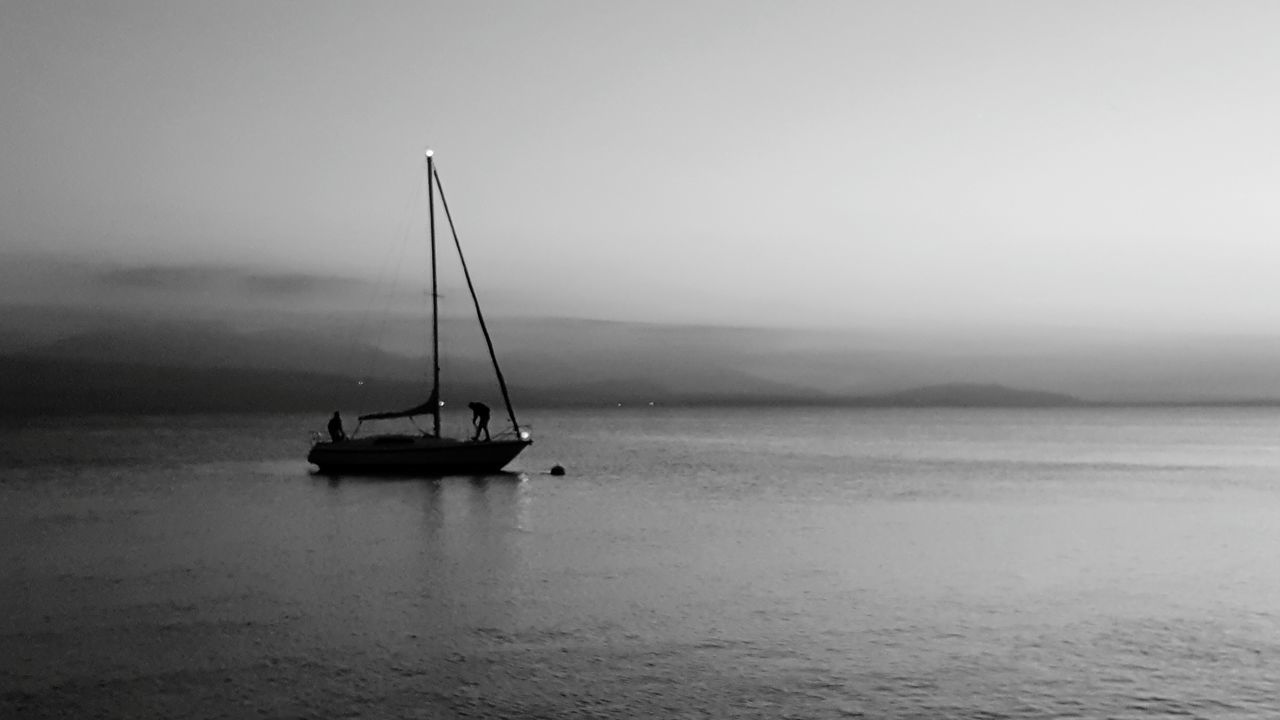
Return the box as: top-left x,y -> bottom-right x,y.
6,3 -> 1280,406
7,254 -> 1280,404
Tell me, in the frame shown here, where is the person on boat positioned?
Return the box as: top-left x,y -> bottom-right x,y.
327,411 -> 347,443
468,402 -> 491,442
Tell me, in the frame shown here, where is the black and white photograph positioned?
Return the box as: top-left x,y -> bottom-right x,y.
4,1 -> 1280,717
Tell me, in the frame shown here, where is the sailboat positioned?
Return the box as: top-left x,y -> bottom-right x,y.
307,150 -> 532,474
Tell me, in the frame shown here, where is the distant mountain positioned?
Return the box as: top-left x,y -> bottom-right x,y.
0,357 -> 403,415
851,383 -> 1087,407
0,355 -> 1091,416
0,356 -> 824,415
12,303 -> 1280,409
22,323 -> 427,381
8,316 -> 827,409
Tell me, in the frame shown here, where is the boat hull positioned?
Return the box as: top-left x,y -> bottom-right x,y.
307,435 -> 531,475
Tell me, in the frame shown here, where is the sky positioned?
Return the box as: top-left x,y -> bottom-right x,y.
5,1 -> 1280,331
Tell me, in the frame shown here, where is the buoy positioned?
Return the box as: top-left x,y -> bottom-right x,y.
549,464 -> 566,476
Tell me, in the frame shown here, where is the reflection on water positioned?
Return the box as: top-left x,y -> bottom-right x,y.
316,470 -> 531,537
4,409 -> 1280,718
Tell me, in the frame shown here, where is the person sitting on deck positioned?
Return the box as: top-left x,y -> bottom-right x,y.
468,402 -> 491,442
327,411 -> 347,443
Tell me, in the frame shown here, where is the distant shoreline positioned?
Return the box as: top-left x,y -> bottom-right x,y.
7,357 -> 1280,416
9,400 -> 1280,420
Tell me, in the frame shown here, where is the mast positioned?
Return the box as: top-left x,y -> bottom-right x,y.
432,161 -> 522,435
427,150 -> 441,437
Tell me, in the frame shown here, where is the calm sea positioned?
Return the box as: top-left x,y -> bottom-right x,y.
4,407 -> 1280,718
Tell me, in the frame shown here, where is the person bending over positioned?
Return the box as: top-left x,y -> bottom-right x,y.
468,402 -> 491,442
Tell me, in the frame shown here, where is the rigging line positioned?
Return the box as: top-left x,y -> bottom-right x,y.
340,171 -> 427,391
366,166 -> 430,381
363,196 -> 417,392
431,161 -> 522,434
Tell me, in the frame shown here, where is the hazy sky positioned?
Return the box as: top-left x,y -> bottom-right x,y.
5,1 -> 1280,330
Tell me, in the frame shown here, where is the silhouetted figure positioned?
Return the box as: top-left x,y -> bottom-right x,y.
468,402 -> 491,442
327,411 -> 347,443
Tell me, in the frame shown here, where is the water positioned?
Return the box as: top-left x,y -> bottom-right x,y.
4,408 -> 1280,718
